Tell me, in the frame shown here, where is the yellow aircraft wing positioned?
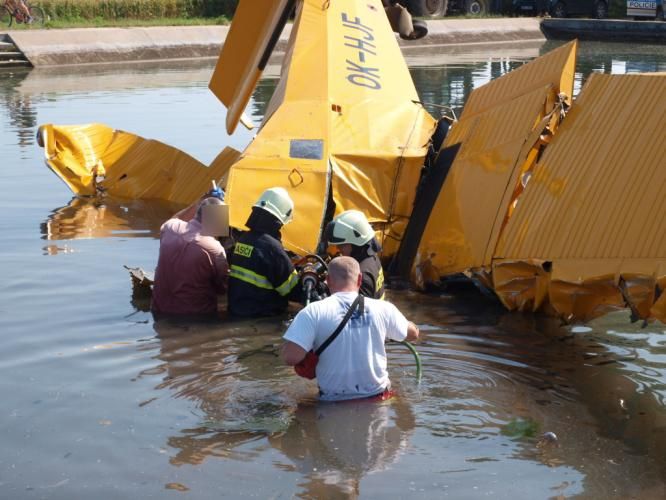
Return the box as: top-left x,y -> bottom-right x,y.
39,123 -> 240,205
209,0 -> 294,134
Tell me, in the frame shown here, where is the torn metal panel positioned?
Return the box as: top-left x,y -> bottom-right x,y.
39,123 -> 241,205
494,73 -> 666,322
413,84 -> 554,277
491,259 -> 551,313
496,73 -> 666,264
408,41 -> 577,285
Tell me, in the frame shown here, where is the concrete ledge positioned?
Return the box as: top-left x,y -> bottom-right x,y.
1,17 -> 664,67
2,19 -> 542,67
400,17 -> 544,46
6,26 -> 232,66
541,18 -> 666,43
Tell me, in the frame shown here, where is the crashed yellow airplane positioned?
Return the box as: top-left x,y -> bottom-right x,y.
38,0 -> 666,324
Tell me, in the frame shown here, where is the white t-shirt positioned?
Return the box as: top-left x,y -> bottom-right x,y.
283,291 -> 409,401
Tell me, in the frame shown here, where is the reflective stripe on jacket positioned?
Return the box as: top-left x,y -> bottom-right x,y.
227,230 -> 300,316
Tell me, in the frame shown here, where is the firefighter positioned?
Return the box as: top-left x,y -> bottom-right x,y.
324,210 -> 385,300
227,187 -> 301,317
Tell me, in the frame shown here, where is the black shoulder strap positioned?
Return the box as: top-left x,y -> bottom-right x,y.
315,294 -> 363,356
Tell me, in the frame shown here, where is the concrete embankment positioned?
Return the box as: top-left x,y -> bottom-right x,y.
0,17 -> 663,67
541,18 -> 666,43
0,18 -> 544,67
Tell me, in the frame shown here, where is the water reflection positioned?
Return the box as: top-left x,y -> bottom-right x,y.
408,40 -> 666,118
141,316 -> 416,498
0,68 -> 37,150
42,196 -> 181,240
407,42 -> 539,115
129,288 -> 666,497
268,399 -> 414,498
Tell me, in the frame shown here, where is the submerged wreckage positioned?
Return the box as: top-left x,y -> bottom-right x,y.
38,0 -> 666,324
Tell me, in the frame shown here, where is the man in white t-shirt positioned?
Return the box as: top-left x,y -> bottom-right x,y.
282,256 -> 419,401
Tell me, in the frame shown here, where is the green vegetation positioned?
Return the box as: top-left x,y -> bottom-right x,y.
38,0 -> 238,27
608,0 -> 626,18
500,418 -> 540,439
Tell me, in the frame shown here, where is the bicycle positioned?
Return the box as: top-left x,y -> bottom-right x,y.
1,0 -> 45,27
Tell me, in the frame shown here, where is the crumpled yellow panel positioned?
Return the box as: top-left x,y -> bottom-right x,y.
39,123 -> 132,196
495,73 -> 666,323
413,42 -> 578,285
414,84 -> 554,278
651,275 -> 666,324
40,123 -> 240,205
548,277 -> 626,323
492,260 -> 550,313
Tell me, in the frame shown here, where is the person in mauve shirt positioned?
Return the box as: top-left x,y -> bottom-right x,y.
152,197 -> 228,318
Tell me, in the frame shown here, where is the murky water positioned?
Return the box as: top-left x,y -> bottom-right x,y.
1,40 -> 666,499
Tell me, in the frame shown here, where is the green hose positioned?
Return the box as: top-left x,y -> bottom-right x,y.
399,340 -> 422,382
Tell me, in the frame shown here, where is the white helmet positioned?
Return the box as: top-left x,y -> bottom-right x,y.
253,187 -> 294,225
327,210 -> 374,247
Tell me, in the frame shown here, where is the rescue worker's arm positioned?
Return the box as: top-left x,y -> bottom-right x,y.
406,321 -> 419,342
359,270 -> 376,298
213,252 -> 229,294
266,246 -> 301,300
281,341 -> 307,365
171,194 -> 207,222
282,307 -> 316,364
383,302 -> 417,342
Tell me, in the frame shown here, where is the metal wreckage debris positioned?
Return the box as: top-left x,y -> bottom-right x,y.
37,0 -> 666,324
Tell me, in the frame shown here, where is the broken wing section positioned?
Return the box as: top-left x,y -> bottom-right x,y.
208,0 -> 294,134
493,73 -> 666,323
39,123 -> 240,205
409,41 -> 577,286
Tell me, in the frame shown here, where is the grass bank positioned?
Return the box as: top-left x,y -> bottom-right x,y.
37,0 -> 237,27
19,0 -> 632,30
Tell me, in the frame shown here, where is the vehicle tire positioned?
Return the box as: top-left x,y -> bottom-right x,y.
552,1 -> 567,17
594,0 -> 607,19
464,0 -> 488,15
27,4 -> 45,26
402,19 -> 429,39
407,0 -> 448,17
1,6 -> 13,27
